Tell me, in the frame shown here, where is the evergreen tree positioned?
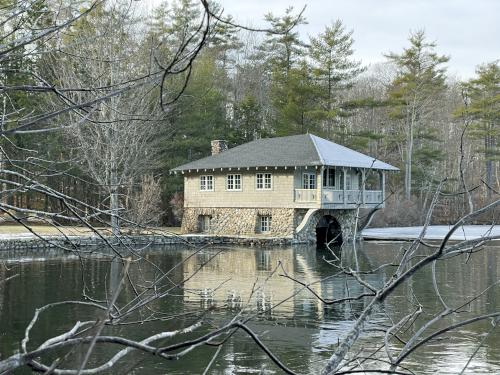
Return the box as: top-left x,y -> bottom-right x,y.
272,61 -> 321,135
0,0 -> 62,209
229,49 -> 271,141
385,30 -> 449,200
462,61 -> 500,198
164,0 -> 202,48
261,7 -> 314,136
232,94 -> 265,142
261,7 -> 307,77
159,53 -> 231,208
309,20 -> 364,140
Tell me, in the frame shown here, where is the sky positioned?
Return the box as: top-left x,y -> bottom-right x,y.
146,0 -> 500,79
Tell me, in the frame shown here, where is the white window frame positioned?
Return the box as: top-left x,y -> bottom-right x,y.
226,174 -> 242,191
322,168 -> 336,188
200,175 -> 214,191
302,172 -> 316,190
259,215 -> 272,233
256,173 -> 272,190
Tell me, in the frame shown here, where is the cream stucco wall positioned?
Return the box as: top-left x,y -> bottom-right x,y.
183,169 -> 309,208
181,166 -> 381,210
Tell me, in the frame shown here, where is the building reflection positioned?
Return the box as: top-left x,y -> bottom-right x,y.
177,243 -> 387,373
181,243 -> 390,320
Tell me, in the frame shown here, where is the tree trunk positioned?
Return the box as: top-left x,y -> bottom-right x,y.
485,133 -> 495,200
110,167 -> 120,236
405,111 -> 414,200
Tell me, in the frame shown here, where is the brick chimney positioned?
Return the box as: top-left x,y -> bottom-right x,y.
211,140 -> 228,155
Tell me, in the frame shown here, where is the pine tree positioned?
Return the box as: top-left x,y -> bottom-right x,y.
261,7 -> 307,77
233,94 -> 265,142
385,30 -> 449,200
272,61 -> 321,135
0,0 -> 58,208
309,20 -> 364,140
462,61 -> 500,198
261,7 -> 313,135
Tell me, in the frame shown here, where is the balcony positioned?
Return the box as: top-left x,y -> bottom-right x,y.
294,189 -> 318,203
294,189 -> 384,208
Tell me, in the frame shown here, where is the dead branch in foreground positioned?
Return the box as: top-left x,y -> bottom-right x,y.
1,1 -> 499,374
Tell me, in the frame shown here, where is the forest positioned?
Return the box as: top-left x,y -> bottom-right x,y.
1,0 -> 499,228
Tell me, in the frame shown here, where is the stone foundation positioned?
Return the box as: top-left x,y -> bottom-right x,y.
182,207 -> 358,244
295,209 -> 357,243
181,207 -> 296,237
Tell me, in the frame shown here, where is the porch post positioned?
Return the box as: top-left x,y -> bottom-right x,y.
381,171 -> 386,204
361,169 -> 365,205
319,166 -> 324,207
343,167 -> 347,206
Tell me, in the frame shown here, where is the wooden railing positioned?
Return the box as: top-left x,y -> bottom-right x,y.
344,190 -> 362,204
294,189 -> 317,202
364,190 -> 383,204
294,189 -> 383,205
322,189 -> 344,203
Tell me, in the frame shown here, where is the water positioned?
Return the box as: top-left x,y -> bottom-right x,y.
0,242 -> 499,374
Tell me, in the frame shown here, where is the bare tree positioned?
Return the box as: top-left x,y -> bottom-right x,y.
1,2 -> 499,375
126,174 -> 163,228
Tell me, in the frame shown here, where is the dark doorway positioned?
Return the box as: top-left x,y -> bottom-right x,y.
316,215 -> 342,248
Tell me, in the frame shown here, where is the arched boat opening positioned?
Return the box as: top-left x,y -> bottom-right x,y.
316,215 -> 343,248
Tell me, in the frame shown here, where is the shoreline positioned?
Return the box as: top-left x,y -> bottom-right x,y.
0,225 -> 498,252
0,233 -> 294,252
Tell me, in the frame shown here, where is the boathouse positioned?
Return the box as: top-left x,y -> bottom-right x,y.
171,134 -> 398,245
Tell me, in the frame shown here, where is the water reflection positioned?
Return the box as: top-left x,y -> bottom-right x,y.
0,242 -> 499,374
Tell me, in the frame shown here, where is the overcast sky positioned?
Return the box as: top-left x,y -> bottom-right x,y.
146,0 -> 499,79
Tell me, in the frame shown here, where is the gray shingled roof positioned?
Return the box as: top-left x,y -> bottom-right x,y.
171,134 -> 399,172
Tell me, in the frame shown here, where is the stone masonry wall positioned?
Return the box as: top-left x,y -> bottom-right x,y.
0,209 -> 357,252
0,234 -> 294,253
295,209 -> 357,243
181,207 -> 359,243
181,207 -> 296,237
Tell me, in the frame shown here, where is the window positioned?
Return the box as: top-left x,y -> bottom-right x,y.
259,215 -> 272,233
322,168 -> 336,188
302,173 -> 316,189
365,171 -> 379,190
226,174 -> 241,191
200,175 -> 214,191
346,173 -> 353,190
198,215 -> 211,232
339,170 -> 344,189
256,173 -> 272,190
346,169 -> 361,190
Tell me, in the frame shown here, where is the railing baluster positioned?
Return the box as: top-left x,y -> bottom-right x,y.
295,189 -> 383,205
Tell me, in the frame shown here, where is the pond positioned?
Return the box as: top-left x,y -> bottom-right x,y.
1,241 -> 499,374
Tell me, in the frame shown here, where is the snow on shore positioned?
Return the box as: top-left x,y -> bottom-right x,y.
362,225 -> 500,241
0,225 -> 499,242
0,233 -> 38,240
